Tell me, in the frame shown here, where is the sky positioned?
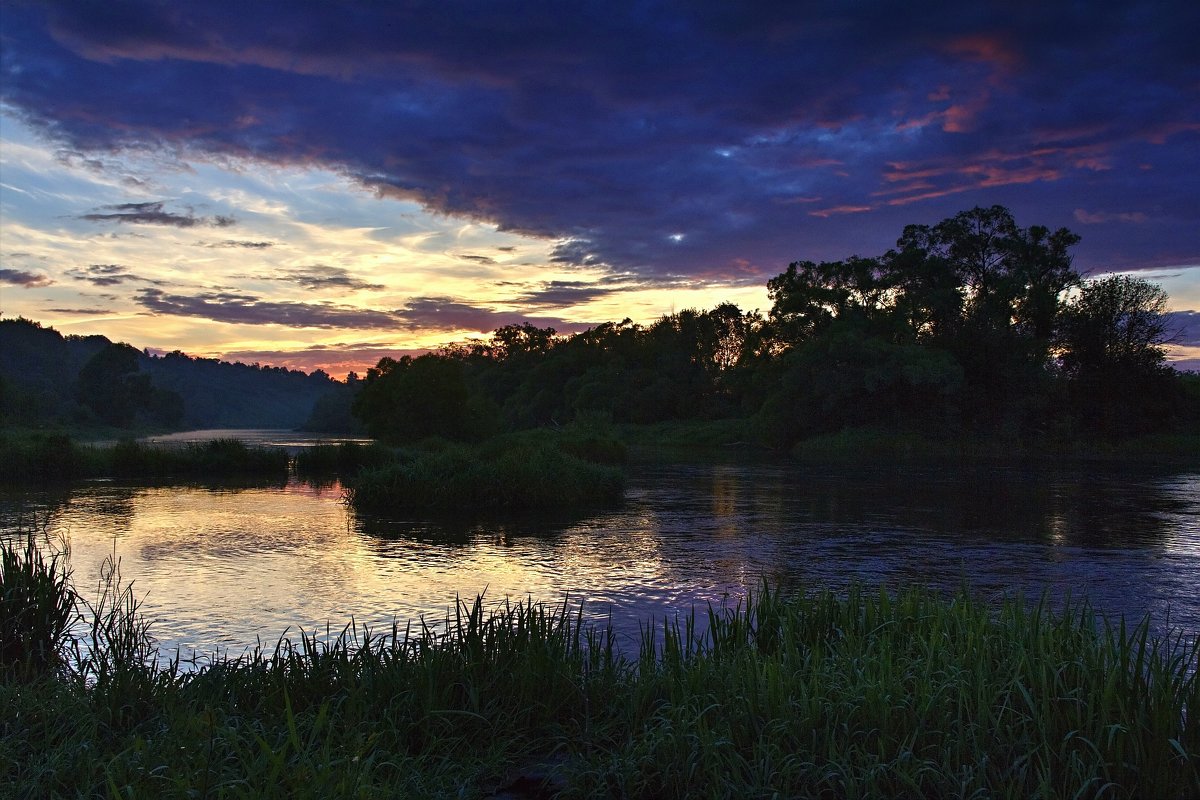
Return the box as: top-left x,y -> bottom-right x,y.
1,1 -> 1198,376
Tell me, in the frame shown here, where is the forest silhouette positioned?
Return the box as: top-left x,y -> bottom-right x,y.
351,206 -> 1197,447
3,206 -> 1196,446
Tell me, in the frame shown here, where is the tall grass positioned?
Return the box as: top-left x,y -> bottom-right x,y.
292,441 -> 395,477
2,536 -> 1197,798
346,435 -> 625,513
0,528 -> 78,680
0,433 -> 289,482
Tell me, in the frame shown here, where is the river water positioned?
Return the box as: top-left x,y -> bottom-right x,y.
2,430 -> 1198,661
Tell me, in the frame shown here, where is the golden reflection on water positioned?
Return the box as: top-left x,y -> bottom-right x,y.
3,462 -> 1198,660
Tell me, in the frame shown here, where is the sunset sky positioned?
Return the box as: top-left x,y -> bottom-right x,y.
2,1 -> 1197,376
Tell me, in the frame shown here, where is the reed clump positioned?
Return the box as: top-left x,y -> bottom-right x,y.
292,441 -> 395,476
2,533 -> 1197,799
345,434 -> 625,513
0,529 -> 78,680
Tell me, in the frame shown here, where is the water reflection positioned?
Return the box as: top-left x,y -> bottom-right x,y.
1,457 -> 1197,662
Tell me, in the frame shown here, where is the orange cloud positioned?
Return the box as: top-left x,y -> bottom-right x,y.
944,34 -> 1020,73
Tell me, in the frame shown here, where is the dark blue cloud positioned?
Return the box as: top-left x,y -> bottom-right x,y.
2,1 -> 1197,278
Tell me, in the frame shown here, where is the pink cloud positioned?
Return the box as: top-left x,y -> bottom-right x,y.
809,204 -> 873,218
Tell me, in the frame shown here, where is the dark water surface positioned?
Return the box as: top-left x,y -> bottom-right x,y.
2,432 -> 1197,661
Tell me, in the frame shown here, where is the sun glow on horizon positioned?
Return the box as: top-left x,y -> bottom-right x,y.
1,114 -> 770,376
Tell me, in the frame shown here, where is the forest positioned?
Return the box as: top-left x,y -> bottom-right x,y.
350,206 -> 1198,448
0,319 -> 338,431
3,206 -> 1196,447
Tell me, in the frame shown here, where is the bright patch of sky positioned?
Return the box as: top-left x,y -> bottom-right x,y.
0,113 -> 767,375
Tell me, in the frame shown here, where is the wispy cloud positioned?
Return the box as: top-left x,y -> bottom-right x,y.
80,201 -> 235,228
277,265 -> 384,292
66,263 -> 161,287
136,288 -> 401,329
394,296 -> 590,333
205,239 -> 275,249
1073,209 -> 1149,225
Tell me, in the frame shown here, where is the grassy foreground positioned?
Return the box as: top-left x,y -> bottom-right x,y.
3,534 -> 1197,799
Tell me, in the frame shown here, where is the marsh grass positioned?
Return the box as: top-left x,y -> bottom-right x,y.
1,538 -> 1197,799
346,433 -> 625,513
292,441 -> 395,476
0,528 -> 78,680
0,433 -> 289,482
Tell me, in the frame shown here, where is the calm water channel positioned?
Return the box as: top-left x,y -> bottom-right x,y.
2,429 -> 1198,661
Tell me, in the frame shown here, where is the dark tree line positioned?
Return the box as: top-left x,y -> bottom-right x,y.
354,206 -> 1196,447
0,318 -> 338,430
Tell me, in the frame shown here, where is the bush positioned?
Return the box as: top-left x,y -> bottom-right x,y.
346,437 -> 624,513
293,441 -> 394,476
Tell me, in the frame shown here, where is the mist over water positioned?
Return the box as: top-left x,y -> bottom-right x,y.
2,435 -> 1197,662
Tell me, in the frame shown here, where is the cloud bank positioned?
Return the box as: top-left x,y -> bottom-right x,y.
1,1 -> 1195,279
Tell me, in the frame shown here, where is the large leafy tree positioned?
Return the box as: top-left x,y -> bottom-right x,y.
353,354 -> 491,443
1056,275 -> 1181,434
764,206 -> 1084,436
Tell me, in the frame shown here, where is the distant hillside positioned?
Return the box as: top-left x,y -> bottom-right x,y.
0,317 -> 339,430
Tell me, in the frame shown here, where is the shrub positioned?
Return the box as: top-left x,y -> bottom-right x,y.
346,438 -> 624,513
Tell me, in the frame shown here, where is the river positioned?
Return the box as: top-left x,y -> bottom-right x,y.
2,429 -> 1197,661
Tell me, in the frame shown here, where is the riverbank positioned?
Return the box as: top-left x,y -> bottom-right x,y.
3,539 -> 1196,799
607,418 -> 1200,465
0,432 -> 290,482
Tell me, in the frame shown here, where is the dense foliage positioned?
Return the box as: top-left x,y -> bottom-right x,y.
353,206 -> 1196,449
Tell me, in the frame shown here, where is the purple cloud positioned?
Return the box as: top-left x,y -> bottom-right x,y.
0,268 -> 54,288
136,288 -> 401,329
394,296 -> 591,333
66,263 -> 159,287
276,266 -> 384,292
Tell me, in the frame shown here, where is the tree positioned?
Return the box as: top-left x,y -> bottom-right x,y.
1056,275 -> 1181,434
1058,275 -> 1170,375
353,354 -> 493,443
766,256 -> 890,345
888,206 -> 1081,433
75,342 -> 154,427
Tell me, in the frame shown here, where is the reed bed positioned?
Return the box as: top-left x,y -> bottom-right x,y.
292,441 -> 395,477
2,531 -> 1197,798
345,436 -> 625,513
0,433 -> 289,482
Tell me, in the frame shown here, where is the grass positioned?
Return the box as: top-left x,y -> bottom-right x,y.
292,441 -> 396,477
0,528 -> 78,681
345,431 -> 626,514
0,432 -> 290,482
2,528 -> 1198,799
